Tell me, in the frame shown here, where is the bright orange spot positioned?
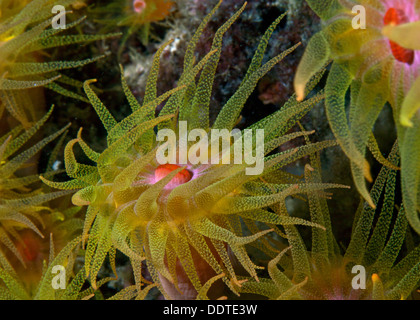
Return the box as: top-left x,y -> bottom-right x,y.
384,8 -> 414,65
155,164 -> 192,187
371,273 -> 380,282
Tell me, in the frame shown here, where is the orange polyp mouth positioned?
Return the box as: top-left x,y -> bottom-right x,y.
154,164 -> 193,187
384,8 -> 415,65
16,232 -> 41,262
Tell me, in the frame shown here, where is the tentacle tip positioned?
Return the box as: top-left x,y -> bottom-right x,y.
400,116 -> 414,128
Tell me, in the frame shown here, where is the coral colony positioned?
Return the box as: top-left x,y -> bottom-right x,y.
0,0 -> 419,302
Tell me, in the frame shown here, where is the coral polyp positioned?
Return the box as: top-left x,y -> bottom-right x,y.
0,0 -> 119,129
0,109 -> 70,262
42,2 -> 349,299
294,0 -> 420,235
133,0 -> 147,14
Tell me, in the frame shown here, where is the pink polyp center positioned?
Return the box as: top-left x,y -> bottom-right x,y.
133,0 -> 146,13
383,8 -> 414,65
154,164 -> 192,188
